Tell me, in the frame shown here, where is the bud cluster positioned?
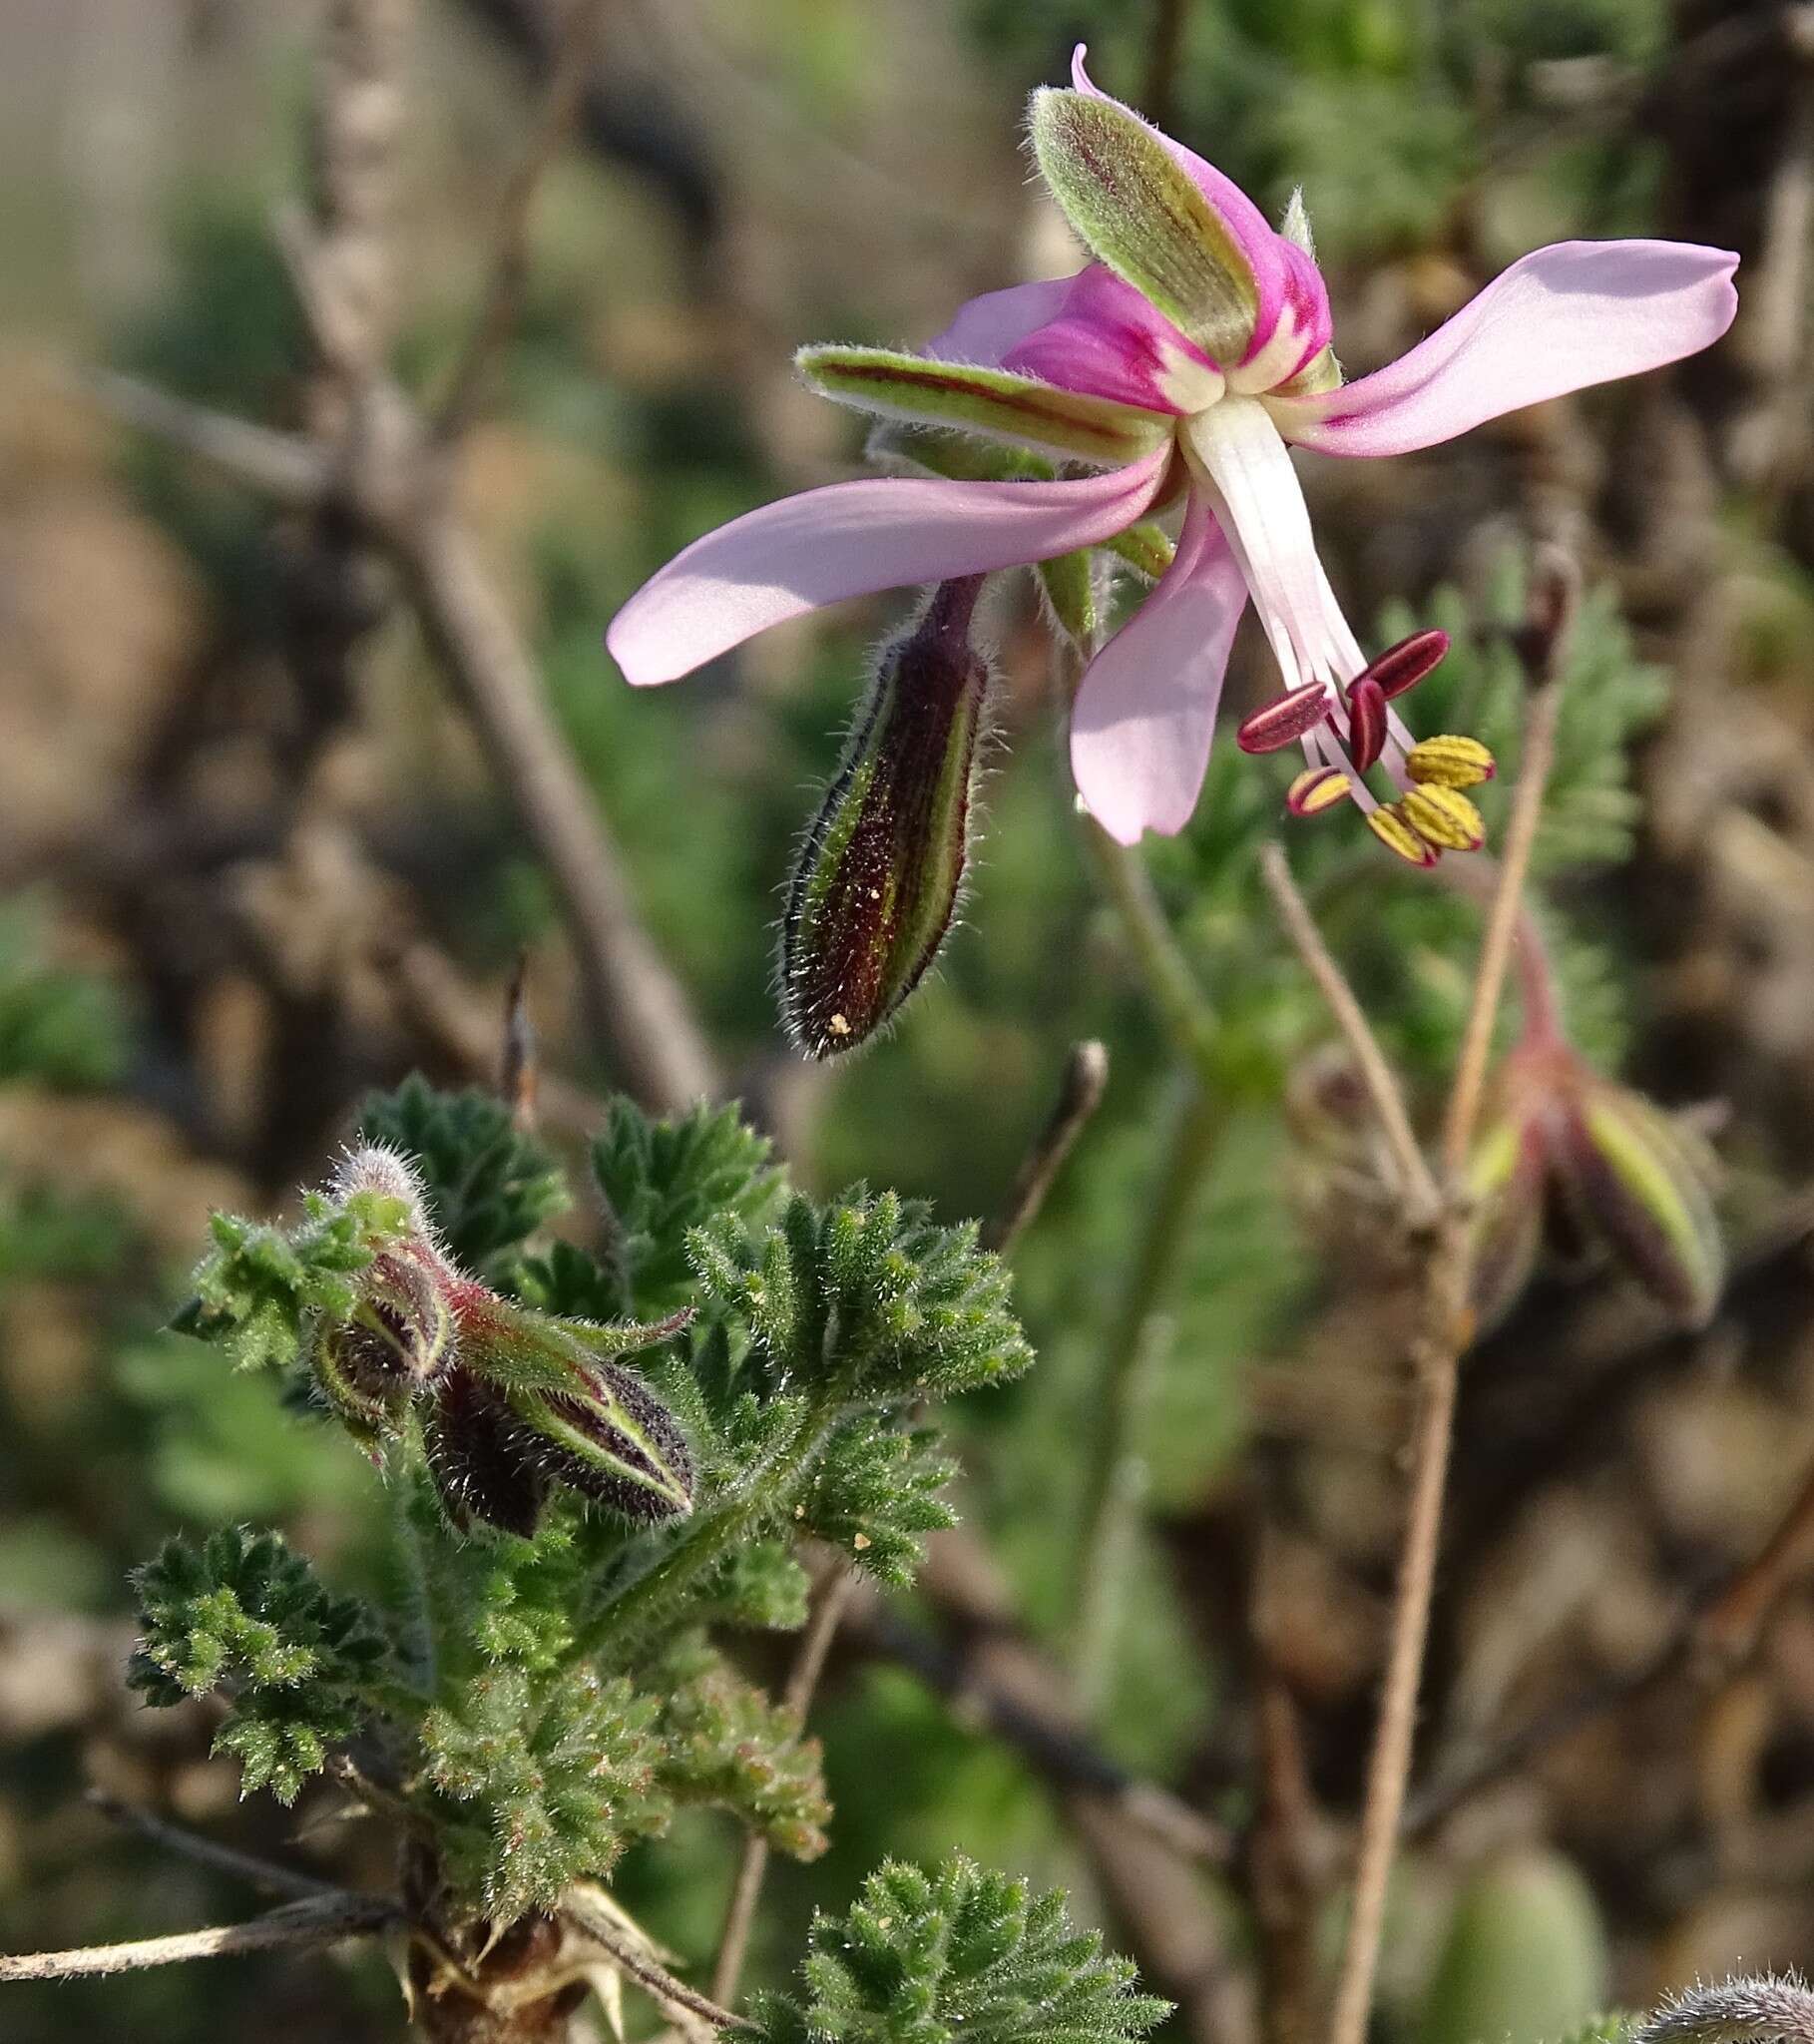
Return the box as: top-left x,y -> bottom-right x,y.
307,1148 -> 694,1537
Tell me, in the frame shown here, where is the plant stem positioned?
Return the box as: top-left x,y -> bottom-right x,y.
0,1892 -> 397,1982
1085,824 -> 1221,1082
1071,1076 -> 1226,1712
1326,664 -> 1564,2044
711,1565 -> 857,2005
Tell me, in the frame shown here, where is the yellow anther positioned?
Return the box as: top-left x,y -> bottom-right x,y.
1366,802 -> 1440,867
1406,735 -> 1496,789
1286,766 -> 1352,815
1401,783 -> 1486,851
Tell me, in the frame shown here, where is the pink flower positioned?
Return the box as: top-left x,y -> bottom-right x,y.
608,48 -> 1737,856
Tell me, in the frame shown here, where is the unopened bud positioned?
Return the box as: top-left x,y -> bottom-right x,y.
423,1365 -> 546,1538
1554,1080 -> 1724,1326
441,1296 -> 695,1532
511,1352 -> 694,1525
781,577 -> 991,1059
312,1246 -> 454,1438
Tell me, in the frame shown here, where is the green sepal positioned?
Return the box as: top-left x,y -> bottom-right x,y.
799,344 -> 1167,466
1030,88 -> 1259,361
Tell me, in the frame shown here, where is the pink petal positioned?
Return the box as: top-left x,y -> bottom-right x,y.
1069,45 -> 1329,371
926,278 -> 1076,368
1002,263 -> 1223,414
1273,240 -> 1739,458
607,447 -> 1173,687
1070,493 -> 1248,842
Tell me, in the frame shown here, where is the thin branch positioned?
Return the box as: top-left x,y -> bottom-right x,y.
0,1891 -> 397,1984
564,1886 -> 748,2031
393,513 -> 719,1111
1326,569 -> 1569,2044
1141,0 -> 1191,131
87,1793 -> 336,1904
82,370 -> 329,506
1440,560 -> 1576,1175
711,1566 -> 858,2005
1259,842 -> 1439,1220
1324,1343 -> 1460,2044
983,1039 -> 1111,1255
435,0 -> 609,437
500,948 -> 539,1128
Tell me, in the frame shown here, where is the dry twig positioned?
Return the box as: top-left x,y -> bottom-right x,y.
0,1891 -> 398,1984
983,1040 -> 1111,1255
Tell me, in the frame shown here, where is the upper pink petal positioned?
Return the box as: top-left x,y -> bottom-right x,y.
607,447 -> 1173,686
1069,45 -> 1328,371
1273,239 -> 1739,458
1001,263 -> 1221,414
1070,493 -> 1249,843
925,278 -> 1076,368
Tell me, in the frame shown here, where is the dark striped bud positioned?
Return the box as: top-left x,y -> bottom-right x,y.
433,1295 -> 695,1536
1552,1080 -> 1723,1326
1237,681 -> 1332,755
423,1365 -> 546,1538
781,578 -> 991,1059
313,1247 -> 455,1438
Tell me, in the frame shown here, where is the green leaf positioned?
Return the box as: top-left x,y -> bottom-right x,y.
130,1527 -> 390,1804
593,1098 -> 784,1316
419,1663 -> 669,1920
184,1191 -> 406,1374
803,1413 -> 960,1585
750,1855 -> 1170,2044
657,1644 -> 831,1857
356,1075 -> 568,1272
798,346 -> 1167,465
1031,88 -> 1258,360
688,1188 -> 1032,1402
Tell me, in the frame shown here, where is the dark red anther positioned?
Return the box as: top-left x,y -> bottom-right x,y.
1346,675 -> 1387,772
1236,682 -> 1331,755
1358,628 -> 1450,701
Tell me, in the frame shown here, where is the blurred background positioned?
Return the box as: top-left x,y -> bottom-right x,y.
4,0 -> 1814,2040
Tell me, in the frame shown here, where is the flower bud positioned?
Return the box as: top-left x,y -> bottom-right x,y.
780,577 -> 991,1058
1552,1078 -> 1724,1326
423,1365 -> 546,1538
435,1296 -> 695,1534
1465,1047 -> 1725,1329
509,1353 -> 695,1526
312,1246 -> 455,1439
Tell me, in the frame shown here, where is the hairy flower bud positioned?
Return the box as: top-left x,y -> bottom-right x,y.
427,1296 -> 695,1537
1552,1080 -> 1723,1326
423,1365 -> 546,1538
305,1149 -> 457,1440
780,578 -> 991,1059
1466,1046 -> 1724,1330
510,1352 -> 695,1525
